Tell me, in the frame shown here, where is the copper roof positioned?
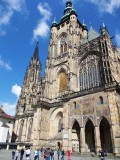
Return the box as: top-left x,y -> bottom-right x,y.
0,108 -> 14,120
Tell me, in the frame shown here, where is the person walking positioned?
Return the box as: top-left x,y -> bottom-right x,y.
61,150 -> 65,160
57,148 -> 60,160
20,148 -> 24,160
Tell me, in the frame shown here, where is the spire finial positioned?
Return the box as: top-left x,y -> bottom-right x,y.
82,19 -> 86,27
90,22 -> 92,29
33,42 -> 39,60
102,20 -> 106,28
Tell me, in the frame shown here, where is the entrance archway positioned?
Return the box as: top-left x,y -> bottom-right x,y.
85,119 -> 95,152
100,117 -> 113,153
72,121 -> 80,152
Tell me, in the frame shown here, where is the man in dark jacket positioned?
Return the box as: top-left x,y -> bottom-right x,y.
20,148 -> 24,160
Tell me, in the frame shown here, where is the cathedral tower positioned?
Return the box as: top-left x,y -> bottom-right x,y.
44,0 -> 88,100
14,42 -> 42,143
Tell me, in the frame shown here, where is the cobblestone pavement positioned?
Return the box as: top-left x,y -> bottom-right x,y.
0,150 -> 119,160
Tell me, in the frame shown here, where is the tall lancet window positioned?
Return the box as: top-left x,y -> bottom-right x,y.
59,69 -> 68,92
79,54 -> 102,91
27,118 -> 33,141
60,34 -> 67,53
18,120 -> 24,141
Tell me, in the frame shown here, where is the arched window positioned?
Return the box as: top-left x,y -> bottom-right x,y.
18,120 -> 24,141
56,112 -> 63,133
59,69 -> 68,92
80,54 -> 102,91
99,96 -> 104,104
27,119 -> 33,141
23,104 -> 26,113
73,102 -> 76,109
60,34 -> 67,53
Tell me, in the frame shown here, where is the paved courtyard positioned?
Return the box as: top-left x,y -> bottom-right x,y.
0,150 -> 119,160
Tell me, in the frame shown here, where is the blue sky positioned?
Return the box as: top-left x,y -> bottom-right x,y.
0,0 -> 120,115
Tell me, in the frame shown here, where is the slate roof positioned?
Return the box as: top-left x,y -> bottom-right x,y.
0,108 -> 14,120
82,27 -> 100,44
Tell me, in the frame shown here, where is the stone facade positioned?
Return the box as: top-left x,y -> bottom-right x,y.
14,0 -> 120,156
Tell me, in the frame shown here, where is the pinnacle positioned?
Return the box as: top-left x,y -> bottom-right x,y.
33,42 -> 39,60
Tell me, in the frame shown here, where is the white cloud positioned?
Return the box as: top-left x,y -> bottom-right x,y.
0,55 -> 12,70
0,0 -> 26,35
115,33 -> 120,47
87,0 -> 120,14
11,84 -> 21,98
0,102 -> 16,116
33,3 -> 52,41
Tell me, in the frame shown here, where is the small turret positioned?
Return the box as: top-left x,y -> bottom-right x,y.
82,20 -> 88,37
100,22 -> 109,37
51,18 -> 58,28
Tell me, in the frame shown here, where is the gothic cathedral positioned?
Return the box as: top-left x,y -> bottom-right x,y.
14,0 -> 120,156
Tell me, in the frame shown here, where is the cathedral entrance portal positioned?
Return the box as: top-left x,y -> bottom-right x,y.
72,121 -> 80,152
100,117 -> 113,153
85,119 -> 95,152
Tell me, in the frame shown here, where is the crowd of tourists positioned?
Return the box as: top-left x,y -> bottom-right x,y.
11,147 -> 71,160
11,147 -> 107,160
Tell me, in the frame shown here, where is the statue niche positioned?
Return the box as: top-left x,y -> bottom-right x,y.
59,69 -> 68,92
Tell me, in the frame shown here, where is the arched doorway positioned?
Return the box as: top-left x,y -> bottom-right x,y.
100,117 -> 113,153
27,118 -> 33,141
72,121 -> 80,152
85,119 -> 95,152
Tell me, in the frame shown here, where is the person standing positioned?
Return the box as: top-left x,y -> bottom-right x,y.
20,148 -> 24,160
12,150 -> 15,159
34,149 -> 38,160
25,147 -> 31,160
57,148 -> 60,160
67,150 -> 71,160
37,148 -> 40,160
46,148 -> 50,160
50,149 -> 54,160
61,150 -> 65,160
15,149 -> 19,160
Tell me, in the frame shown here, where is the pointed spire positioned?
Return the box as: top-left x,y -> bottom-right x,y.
33,42 -> 39,60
